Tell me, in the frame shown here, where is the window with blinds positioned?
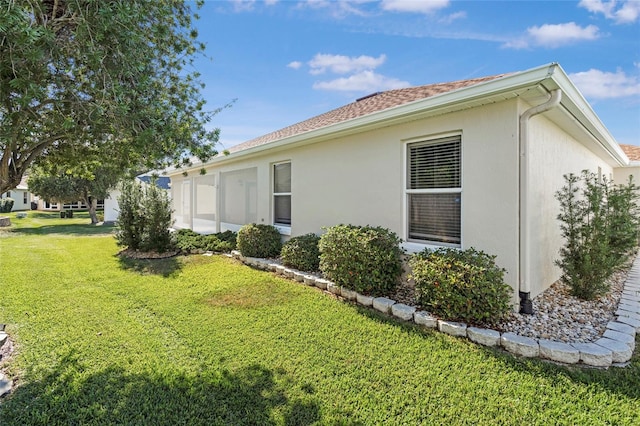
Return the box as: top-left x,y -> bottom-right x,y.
273,162 -> 291,226
407,136 -> 461,245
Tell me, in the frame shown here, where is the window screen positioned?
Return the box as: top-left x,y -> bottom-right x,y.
407,136 -> 461,245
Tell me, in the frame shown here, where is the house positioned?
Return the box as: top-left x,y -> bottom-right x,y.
103,174 -> 171,223
36,198 -> 105,212
167,63 -> 638,309
1,176 -> 32,211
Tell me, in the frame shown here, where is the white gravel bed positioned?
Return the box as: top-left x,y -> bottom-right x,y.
494,268 -> 627,343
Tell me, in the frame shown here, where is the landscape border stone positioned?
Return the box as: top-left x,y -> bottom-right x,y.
594,337 -> 633,363
467,327 -> 501,347
373,297 -> 396,314
391,304 -> 416,321
501,332 -> 540,358
438,320 -> 467,337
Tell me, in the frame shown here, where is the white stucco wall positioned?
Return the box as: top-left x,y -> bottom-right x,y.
104,189 -> 120,223
526,108 -> 615,298
170,96 -> 627,304
613,165 -> 640,185
170,99 -> 523,300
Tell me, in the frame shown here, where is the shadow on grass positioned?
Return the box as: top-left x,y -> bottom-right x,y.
117,255 -> 184,278
0,352 -> 321,425
11,223 -> 115,236
4,212 -> 115,236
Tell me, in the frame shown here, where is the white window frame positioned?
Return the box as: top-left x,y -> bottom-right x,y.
272,161 -> 291,234
403,133 -> 462,252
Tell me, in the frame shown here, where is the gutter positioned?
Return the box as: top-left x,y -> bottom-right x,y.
518,87 -> 562,314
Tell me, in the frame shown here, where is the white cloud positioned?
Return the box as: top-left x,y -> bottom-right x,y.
381,0 -> 450,14
297,0 -> 372,18
569,68 -> 640,99
230,0 -> 278,12
231,0 -> 256,12
312,70 -> 410,92
287,61 -> 303,70
308,53 -> 387,75
439,11 -> 466,24
504,22 -> 600,49
579,0 -> 640,24
528,22 -> 600,47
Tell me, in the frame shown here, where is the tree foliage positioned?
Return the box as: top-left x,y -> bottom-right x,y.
27,164 -> 119,223
0,0 -> 219,193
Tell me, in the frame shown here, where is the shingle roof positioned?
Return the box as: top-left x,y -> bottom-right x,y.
228,74 -> 507,154
620,144 -> 640,161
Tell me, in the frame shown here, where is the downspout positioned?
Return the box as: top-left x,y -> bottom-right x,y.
519,88 -> 562,314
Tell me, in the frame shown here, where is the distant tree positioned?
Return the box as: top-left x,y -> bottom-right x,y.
0,0 -> 220,194
28,164 -> 120,224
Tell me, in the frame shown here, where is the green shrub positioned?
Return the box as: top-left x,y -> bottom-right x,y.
237,224 -> 281,258
0,198 -> 14,213
115,180 -> 174,253
410,247 -> 511,324
555,171 -> 639,300
175,229 -> 237,253
115,180 -> 145,250
139,181 -> 173,252
607,175 -> 640,266
319,224 -> 403,296
281,233 -> 321,272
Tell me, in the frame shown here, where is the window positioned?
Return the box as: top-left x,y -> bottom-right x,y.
23,192 -> 28,204
273,162 -> 291,226
406,135 -> 461,245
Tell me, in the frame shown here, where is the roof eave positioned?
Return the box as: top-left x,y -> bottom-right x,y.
169,63 -> 629,175
540,65 -> 629,167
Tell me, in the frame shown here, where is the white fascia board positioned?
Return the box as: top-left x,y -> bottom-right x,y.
542,64 -> 629,167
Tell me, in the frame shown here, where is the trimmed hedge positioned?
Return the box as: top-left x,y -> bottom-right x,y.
410,247 -> 511,324
319,224 -> 403,296
281,233 -> 321,272
175,229 -> 237,254
237,224 -> 282,258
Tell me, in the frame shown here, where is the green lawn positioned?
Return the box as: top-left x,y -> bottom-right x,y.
0,212 -> 638,425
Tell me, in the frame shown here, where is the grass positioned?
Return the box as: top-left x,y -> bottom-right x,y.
0,212 -> 639,425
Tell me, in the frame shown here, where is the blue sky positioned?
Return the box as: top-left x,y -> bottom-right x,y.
191,0 -> 640,150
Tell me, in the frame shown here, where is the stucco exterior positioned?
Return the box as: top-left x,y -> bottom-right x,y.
168,63 -> 636,309
526,107 -> 615,298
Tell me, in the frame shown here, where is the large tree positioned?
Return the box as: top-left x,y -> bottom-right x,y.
27,163 -> 121,224
0,0 -> 219,193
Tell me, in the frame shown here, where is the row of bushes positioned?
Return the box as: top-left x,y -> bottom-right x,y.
174,229 -> 237,254
236,223 -> 511,324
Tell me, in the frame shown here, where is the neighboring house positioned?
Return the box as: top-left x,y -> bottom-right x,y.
103,175 -> 171,223
167,63 -> 638,309
37,198 -> 105,212
1,176 -> 32,211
